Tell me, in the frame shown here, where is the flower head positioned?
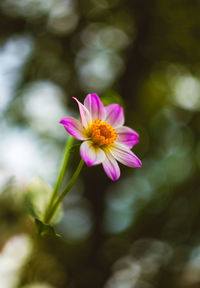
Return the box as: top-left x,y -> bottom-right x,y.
60,94 -> 142,181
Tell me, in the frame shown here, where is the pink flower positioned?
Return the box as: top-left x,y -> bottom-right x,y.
60,94 -> 142,181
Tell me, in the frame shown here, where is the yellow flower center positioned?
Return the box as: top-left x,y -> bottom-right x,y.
91,119 -> 118,146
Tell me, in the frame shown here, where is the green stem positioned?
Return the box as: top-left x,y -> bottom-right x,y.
45,159 -> 84,224
44,136 -> 74,222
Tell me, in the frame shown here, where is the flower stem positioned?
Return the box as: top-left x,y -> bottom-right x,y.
45,159 -> 84,224
44,136 -> 74,223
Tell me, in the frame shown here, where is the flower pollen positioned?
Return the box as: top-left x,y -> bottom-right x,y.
91,119 -> 118,146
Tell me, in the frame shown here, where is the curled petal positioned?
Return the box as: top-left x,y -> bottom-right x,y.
116,126 -> 139,148
72,97 -> 92,129
80,141 -> 105,166
102,151 -> 120,181
84,93 -> 105,121
111,143 -> 142,168
104,104 -> 124,128
60,117 -> 85,140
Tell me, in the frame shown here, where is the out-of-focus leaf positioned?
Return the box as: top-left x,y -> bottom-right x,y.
0,176 -> 15,195
69,143 -> 81,153
101,90 -> 125,107
35,218 -> 61,237
26,177 -> 63,224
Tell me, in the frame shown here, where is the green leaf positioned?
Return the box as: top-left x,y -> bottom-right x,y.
69,143 -> 81,153
101,90 -> 125,107
0,176 -> 15,195
35,218 -> 61,237
26,177 -> 63,223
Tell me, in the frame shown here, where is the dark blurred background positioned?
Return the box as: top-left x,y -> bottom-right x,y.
1,0 -> 200,287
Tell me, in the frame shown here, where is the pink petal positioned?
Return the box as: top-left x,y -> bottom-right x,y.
60,117 -> 85,140
80,141 -> 105,167
84,93 -> 105,121
104,104 -> 124,128
111,143 -> 142,168
102,151 -> 120,181
72,97 -> 92,129
116,126 -> 139,148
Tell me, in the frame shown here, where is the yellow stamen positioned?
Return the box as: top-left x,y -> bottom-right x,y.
91,119 -> 118,147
